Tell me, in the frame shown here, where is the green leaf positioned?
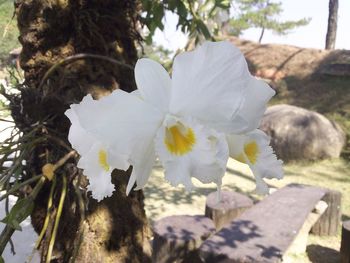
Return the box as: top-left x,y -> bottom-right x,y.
1,198 -> 34,231
145,34 -> 153,45
0,256 -> 4,263
215,0 -> 231,9
177,1 -> 188,20
196,19 -> 211,40
153,3 -> 165,25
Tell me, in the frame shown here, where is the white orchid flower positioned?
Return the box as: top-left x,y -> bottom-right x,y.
65,96 -> 129,201
66,41 -> 282,200
227,129 -> 284,194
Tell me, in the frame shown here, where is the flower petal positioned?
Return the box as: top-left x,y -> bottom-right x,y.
226,133 -> 245,159
135,58 -> 171,112
252,169 -> 270,195
155,116 -> 229,189
126,143 -> 156,194
232,77 -> 275,133
170,41 -> 250,133
66,96 -> 130,171
248,130 -> 283,180
87,174 -> 115,201
191,131 -> 228,185
77,142 -> 115,201
65,105 -> 94,155
73,90 -> 164,169
163,157 -> 194,190
226,129 -> 283,194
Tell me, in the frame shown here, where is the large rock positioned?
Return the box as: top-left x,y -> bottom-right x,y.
260,104 -> 345,161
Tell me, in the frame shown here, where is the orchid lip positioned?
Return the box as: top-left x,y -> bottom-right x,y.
163,115 -> 196,156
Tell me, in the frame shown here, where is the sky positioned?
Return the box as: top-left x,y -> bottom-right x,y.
154,0 -> 350,51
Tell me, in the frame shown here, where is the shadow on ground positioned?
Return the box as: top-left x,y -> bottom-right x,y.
307,244 -> 340,263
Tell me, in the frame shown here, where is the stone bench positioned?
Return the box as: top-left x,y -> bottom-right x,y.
199,184 -> 328,263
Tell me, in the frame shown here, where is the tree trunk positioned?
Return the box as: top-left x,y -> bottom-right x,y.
325,0 -> 338,50
258,27 -> 265,43
14,0 -> 151,262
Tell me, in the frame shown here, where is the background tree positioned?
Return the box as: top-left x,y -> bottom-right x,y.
141,0 -> 230,47
325,0 -> 338,50
229,0 -> 310,43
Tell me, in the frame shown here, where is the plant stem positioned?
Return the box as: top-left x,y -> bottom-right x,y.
29,177 -> 46,200
0,226 -> 15,256
27,176 -> 57,263
69,174 -> 85,263
46,175 -> 67,263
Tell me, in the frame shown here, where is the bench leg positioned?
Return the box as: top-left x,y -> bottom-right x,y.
205,191 -> 253,231
285,200 -> 328,258
341,220 -> 350,263
311,190 -> 341,236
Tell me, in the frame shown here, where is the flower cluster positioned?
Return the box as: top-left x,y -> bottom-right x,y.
65,41 -> 283,201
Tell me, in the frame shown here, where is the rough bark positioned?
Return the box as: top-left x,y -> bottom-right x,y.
14,0 -> 151,262
325,0 -> 338,50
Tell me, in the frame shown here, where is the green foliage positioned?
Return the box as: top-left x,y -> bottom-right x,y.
142,44 -> 173,70
1,198 -> 35,231
230,0 -> 310,41
140,0 -> 231,45
0,1 -> 19,64
139,0 -> 310,53
0,66 -> 22,117
227,17 -> 250,36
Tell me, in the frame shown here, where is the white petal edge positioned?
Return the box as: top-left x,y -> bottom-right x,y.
77,142 -> 115,201
126,143 -> 156,195
226,129 -> 283,194
155,116 -> 229,189
170,41 -> 250,133
65,106 -> 95,155
232,77 -> 275,133
73,90 -> 164,171
135,58 -> 171,112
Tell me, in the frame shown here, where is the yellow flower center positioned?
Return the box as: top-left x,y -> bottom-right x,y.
244,141 -> 259,165
164,123 -> 196,155
98,149 -> 110,172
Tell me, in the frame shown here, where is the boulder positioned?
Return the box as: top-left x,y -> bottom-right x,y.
260,104 -> 345,161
